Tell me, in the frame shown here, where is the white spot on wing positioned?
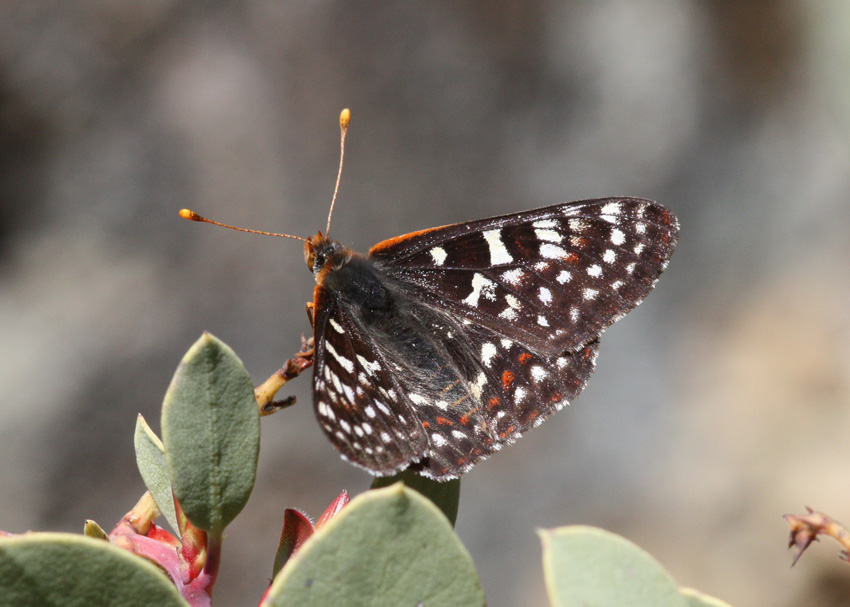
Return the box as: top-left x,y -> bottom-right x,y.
537,315 -> 550,327
583,288 -> 599,300
318,401 -> 336,420
501,268 -> 524,286
481,342 -> 498,367
587,264 -> 602,278
603,249 -> 616,264
539,286 -> 553,305
601,201 -> 621,222
556,270 -> 572,284
432,433 -> 447,447
533,219 -> 558,228
471,372 -> 487,399
464,273 -> 497,307
356,355 -> 380,376
611,228 -> 625,245
325,341 -> 354,373
430,246 -> 447,265
331,371 -> 343,395
634,242 -> 645,255
483,229 -> 513,265
535,228 -> 562,243
568,218 -> 589,232
329,318 -> 345,334
499,307 -> 518,321
531,365 -> 547,382
540,243 -> 567,259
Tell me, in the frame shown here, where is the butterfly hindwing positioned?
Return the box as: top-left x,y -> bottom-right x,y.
313,271 -> 601,480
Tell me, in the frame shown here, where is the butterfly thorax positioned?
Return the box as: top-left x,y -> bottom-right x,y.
306,232 -> 395,321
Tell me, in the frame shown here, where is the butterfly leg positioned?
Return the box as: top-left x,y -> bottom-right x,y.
306,301 -> 315,326
254,337 -> 315,416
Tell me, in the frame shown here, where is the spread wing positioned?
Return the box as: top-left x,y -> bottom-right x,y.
368,197 -> 678,355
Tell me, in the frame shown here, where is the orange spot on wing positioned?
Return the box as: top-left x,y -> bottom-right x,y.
421,421 -> 431,429
498,425 -> 517,439
518,352 -> 532,364
487,397 -> 501,410
501,370 -> 515,388
436,416 -> 454,426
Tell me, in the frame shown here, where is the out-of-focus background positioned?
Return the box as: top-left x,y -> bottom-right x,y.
1,2 -> 849,606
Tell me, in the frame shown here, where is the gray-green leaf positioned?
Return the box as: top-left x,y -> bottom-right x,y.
540,525 -> 688,607
0,533 -> 188,607
134,414 -> 179,533
161,333 -> 259,534
262,483 -> 485,607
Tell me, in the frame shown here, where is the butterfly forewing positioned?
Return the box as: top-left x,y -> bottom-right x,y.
369,198 -> 678,354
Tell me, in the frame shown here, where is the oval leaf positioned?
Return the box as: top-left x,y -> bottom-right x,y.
263,484 -> 485,607
162,333 -> 259,534
134,414 -> 179,533
0,532 -> 188,607
540,525 -> 688,607
371,469 -> 460,527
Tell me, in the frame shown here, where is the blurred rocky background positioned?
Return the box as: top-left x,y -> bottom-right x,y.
1,2 -> 849,606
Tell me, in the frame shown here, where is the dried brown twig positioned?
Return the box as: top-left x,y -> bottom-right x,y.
784,508 -> 850,566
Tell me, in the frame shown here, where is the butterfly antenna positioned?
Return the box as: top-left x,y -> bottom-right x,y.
326,108 -> 350,238
178,209 -> 307,242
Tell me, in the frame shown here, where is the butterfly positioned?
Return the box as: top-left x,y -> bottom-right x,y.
182,110 -> 679,481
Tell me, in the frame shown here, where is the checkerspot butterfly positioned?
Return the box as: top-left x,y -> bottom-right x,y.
181,110 -> 678,480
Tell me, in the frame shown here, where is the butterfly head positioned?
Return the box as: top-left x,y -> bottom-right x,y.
305,232 -> 351,282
